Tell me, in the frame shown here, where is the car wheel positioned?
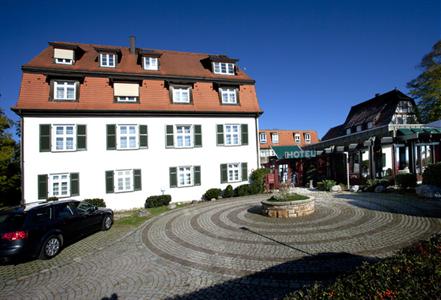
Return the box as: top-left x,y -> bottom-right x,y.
40,235 -> 62,259
102,215 -> 113,231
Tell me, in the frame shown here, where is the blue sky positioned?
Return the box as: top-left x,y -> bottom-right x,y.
0,0 -> 439,138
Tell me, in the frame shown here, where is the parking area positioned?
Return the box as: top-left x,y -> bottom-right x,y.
1,191 -> 441,300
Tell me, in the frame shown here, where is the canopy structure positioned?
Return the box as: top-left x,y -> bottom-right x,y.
271,145 -> 317,160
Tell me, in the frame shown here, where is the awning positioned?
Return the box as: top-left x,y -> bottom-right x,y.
271,145 -> 317,160
398,128 -> 441,136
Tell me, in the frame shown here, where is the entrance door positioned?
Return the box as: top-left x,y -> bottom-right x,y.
278,164 -> 289,183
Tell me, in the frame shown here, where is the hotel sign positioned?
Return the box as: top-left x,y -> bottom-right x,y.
284,150 -> 317,159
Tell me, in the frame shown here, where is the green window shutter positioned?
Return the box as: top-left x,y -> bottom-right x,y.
166,125 -> 174,148
194,125 -> 202,147
133,169 -> 142,191
241,124 -> 248,145
220,164 -> 228,183
105,171 -> 114,193
107,125 -> 116,150
77,125 -> 87,150
38,174 -> 48,199
194,166 -> 201,186
70,173 -> 80,196
40,124 -> 51,152
139,125 -> 148,148
241,162 -> 248,181
169,167 -> 177,188
216,124 -> 224,145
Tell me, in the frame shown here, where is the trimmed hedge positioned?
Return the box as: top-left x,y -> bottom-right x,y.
249,168 -> 270,193
396,173 -> 417,189
222,185 -> 234,198
234,184 -> 251,197
83,198 -> 106,207
145,195 -> 172,208
204,188 -> 222,200
423,162 -> 441,187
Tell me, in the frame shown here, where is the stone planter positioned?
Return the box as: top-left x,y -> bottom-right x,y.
261,196 -> 315,218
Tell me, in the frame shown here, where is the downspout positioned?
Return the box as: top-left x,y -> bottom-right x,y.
255,116 -> 260,168
20,116 -> 24,205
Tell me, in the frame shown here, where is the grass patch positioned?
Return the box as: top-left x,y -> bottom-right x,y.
268,193 -> 309,202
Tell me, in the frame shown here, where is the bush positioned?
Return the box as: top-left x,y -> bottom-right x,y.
364,178 -> 391,192
396,173 -> 417,189
145,195 -> 172,208
204,188 -> 222,200
317,179 -> 337,191
234,184 -> 251,197
222,185 -> 234,198
423,162 -> 441,187
249,168 -> 270,194
268,193 -> 309,202
46,196 -> 59,202
83,198 -> 106,207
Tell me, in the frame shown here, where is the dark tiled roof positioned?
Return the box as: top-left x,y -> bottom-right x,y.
322,124 -> 345,141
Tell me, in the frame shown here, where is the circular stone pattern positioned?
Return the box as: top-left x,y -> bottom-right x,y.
261,196 -> 315,218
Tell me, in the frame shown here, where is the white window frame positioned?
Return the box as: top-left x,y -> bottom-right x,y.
219,87 -> 237,104
304,133 -> 311,143
114,169 -> 133,193
213,62 -> 235,75
49,173 -> 70,198
175,125 -> 193,148
54,81 -> 77,101
116,125 -> 139,150
227,163 -> 241,182
100,53 -> 116,68
224,124 -> 241,146
171,86 -> 191,103
259,133 -> 267,143
116,96 -> 138,102
271,133 -> 279,144
294,133 -> 301,143
52,124 -> 76,152
55,58 -> 73,65
178,166 -> 193,187
143,57 -> 159,70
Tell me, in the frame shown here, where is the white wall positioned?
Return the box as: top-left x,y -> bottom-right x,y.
23,116 -> 259,210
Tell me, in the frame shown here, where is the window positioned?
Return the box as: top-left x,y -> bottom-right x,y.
100,53 -> 116,67
367,122 -> 373,129
225,124 -> 240,145
213,62 -> 235,75
178,166 -> 193,187
172,86 -> 191,103
114,170 -> 133,192
117,125 -> 138,150
227,163 -> 240,182
294,133 -> 301,143
143,57 -> 158,70
271,133 -> 279,144
346,128 -> 351,135
356,125 -> 362,132
219,87 -> 237,104
259,132 -> 267,143
176,125 -> 193,148
304,133 -> 311,143
54,81 -> 76,100
55,58 -> 73,65
49,174 -> 70,198
54,48 -> 74,65
116,96 -> 137,102
52,125 -> 75,151
113,82 -> 139,102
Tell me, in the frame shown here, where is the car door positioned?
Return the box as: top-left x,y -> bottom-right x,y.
73,202 -> 102,231
53,203 -> 85,240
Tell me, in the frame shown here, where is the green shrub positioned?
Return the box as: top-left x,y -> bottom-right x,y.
317,179 -> 336,191
222,185 -> 234,198
423,162 -> 441,187
268,193 -> 309,202
83,198 -> 106,207
145,195 -> 172,208
249,168 -> 270,194
364,178 -> 391,192
46,196 -> 59,202
204,188 -> 222,200
396,173 -> 417,189
234,184 -> 250,197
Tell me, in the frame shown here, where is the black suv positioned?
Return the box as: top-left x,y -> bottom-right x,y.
0,200 -> 113,262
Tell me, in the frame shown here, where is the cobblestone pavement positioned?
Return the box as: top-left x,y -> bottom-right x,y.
1,191 -> 441,300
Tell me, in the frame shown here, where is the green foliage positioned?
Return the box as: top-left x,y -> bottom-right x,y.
284,234 -> 441,300
46,196 -> 59,202
407,40 -> 441,122
268,193 -> 309,202
203,188 -> 222,200
234,184 -> 251,197
222,185 -> 234,198
83,198 -> 106,207
249,168 -> 270,194
317,179 -> 336,191
145,195 -> 172,208
422,162 -> 441,187
364,178 -> 391,192
396,173 -> 417,189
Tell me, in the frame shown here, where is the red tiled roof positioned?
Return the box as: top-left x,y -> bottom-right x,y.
259,129 -> 319,148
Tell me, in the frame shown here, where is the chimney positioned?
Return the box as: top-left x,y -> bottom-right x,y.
129,35 -> 136,54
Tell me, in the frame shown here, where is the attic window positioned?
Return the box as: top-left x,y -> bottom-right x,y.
114,83 -> 139,102
213,62 -> 235,75
356,125 -> 362,132
100,53 -> 116,68
143,57 -> 158,70
346,128 -> 351,135
304,133 -> 311,143
367,122 -> 373,129
294,133 -> 300,143
54,48 -> 74,65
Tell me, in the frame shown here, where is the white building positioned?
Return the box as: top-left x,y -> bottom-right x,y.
13,39 -> 262,210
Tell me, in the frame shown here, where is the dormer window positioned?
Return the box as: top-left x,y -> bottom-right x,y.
271,133 -> 279,144
356,125 -> 362,132
367,122 -> 373,129
304,133 -> 311,143
213,62 -> 235,75
171,85 -> 191,103
346,128 -> 351,135
259,133 -> 267,143
219,87 -> 238,104
113,83 -> 139,102
143,57 -> 158,70
54,48 -> 74,65
294,133 -> 301,143
100,53 -> 116,67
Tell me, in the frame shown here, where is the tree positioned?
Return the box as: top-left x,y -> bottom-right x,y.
0,109 -> 21,207
407,40 -> 441,123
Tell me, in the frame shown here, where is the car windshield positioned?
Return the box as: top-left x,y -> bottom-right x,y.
0,213 -> 25,231
75,202 -> 94,215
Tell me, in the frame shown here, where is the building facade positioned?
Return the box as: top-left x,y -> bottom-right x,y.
13,39 -> 262,210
